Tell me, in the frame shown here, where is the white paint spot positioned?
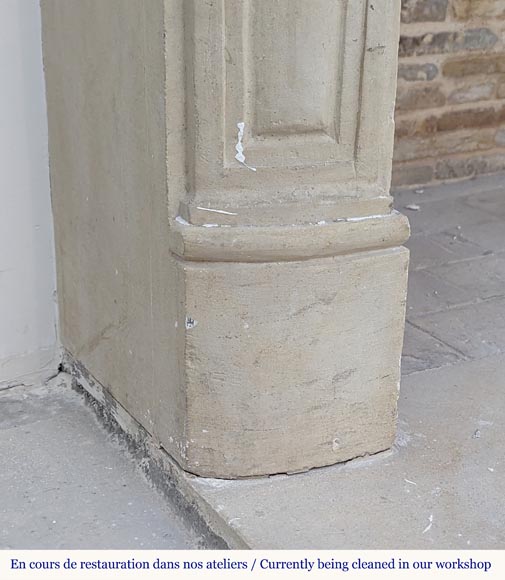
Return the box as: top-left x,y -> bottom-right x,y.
175,215 -> 190,225
234,122 -> 256,171
185,317 -> 198,330
317,220 -> 327,226
404,478 -> 417,486
488,467 -> 495,472
174,321 -> 178,328
196,206 -> 238,216
405,204 -> 420,211
202,429 -> 208,433
422,514 -> 433,534
202,223 -> 219,228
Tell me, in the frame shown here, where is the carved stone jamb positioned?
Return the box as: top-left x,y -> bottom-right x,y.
169,0 -> 409,477
42,0 -> 408,479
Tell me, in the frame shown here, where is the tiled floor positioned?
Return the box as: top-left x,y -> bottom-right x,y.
395,173 -> 505,375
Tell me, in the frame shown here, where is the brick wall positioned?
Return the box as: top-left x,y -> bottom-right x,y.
393,0 -> 505,187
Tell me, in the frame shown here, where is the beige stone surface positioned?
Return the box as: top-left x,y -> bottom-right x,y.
42,0 -> 408,477
181,248 -> 409,477
187,353 -> 505,548
41,0 -> 187,465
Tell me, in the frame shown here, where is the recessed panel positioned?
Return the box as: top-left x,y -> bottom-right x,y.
187,0 -> 399,206
250,0 -> 343,139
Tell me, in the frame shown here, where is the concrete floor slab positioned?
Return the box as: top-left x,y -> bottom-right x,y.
0,378 -> 201,549
186,355 -> 505,549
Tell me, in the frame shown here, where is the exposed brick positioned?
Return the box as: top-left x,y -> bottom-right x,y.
452,0 -> 505,20
436,106 -> 505,132
395,117 -> 418,138
398,63 -> 438,82
394,128 -> 496,162
443,55 -> 505,78
397,106 -> 505,137
392,162 -> 434,187
399,28 -> 498,57
448,81 -> 495,104
394,1 -> 505,187
417,115 -> 439,135
435,153 -> 505,180
401,0 -> 448,23
495,128 -> 505,146
396,85 -> 446,111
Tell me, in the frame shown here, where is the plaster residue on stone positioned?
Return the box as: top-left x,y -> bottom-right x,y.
340,214 -> 389,222
422,514 -> 434,535
234,122 -> 256,171
196,207 -> 238,216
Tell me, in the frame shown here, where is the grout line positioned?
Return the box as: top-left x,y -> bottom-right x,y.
405,319 -> 470,360
408,292 -> 505,319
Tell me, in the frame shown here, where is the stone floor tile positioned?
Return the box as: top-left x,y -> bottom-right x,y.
400,197 -> 498,236
455,220 -> 505,255
406,269 -> 475,316
393,172 -> 505,207
427,254 -> 505,303
410,298 -> 505,360
406,230 -> 484,271
463,187 -> 505,219
402,323 -> 466,375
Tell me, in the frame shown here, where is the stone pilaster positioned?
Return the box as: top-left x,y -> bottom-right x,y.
42,0 -> 408,478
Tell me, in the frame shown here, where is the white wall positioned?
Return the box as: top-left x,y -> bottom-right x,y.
0,0 -> 59,385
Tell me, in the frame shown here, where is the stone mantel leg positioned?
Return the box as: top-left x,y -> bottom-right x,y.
42,0 -> 409,478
